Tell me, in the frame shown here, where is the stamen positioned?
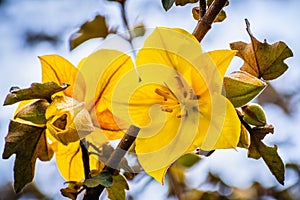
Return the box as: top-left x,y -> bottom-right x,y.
161,106 -> 173,112
155,88 -> 170,101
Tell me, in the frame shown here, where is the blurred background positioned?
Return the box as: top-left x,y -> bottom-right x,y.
0,0 -> 300,199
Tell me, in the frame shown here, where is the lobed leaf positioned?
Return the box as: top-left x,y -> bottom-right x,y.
248,135 -> 285,185
69,15 -> 109,50
2,120 -> 52,193
230,19 -> 293,80
3,82 -> 68,105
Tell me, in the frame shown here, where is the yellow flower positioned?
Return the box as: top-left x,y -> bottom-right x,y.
39,27 -> 241,184
38,53 -> 129,181
92,27 -> 241,184
45,95 -> 94,145
39,55 -> 126,138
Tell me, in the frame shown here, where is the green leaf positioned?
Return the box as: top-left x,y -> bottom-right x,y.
223,71 -> 267,107
15,99 -> 50,124
175,153 -> 200,168
69,15 -> 109,50
230,19 -> 293,80
84,171 -> 113,188
106,174 -> 129,200
175,0 -> 198,6
248,135 -> 285,185
2,120 -> 52,193
161,0 -> 175,11
3,82 -> 69,105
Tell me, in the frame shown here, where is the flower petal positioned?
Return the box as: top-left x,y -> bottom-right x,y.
136,27 -> 202,87
78,49 -> 134,139
196,95 -> 241,151
54,140 -> 85,181
137,27 -> 232,97
39,55 -> 86,101
135,103 -> 200,184
208,50 -> 236,80
53,128 -> 107,181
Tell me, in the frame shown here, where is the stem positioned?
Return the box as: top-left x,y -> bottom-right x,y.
238,114 -> 252,133
80,139 -> 90,179
82,125 -> 140,200
168,167 -> 185,200
104,125 -> 140,173
81,139 -> 103,200
120,1 -> 134,41
192,0 -> 228,42
120,1 -> 141,82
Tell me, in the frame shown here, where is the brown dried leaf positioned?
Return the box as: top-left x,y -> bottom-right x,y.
230,19 -> 293,80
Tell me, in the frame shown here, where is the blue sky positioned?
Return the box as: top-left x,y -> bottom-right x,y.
0,0 -> 299,199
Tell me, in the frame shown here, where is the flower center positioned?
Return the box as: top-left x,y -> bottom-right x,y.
155,77 -> 200,119
53,114 -> 67,130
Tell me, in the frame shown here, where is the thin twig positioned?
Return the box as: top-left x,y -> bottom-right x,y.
192,0 -> 228,42
120,1 -> 133,41
81,139 -> 104,200
199,0 -> 207,18
120,1 -> 141,82
82,125 -> 140,200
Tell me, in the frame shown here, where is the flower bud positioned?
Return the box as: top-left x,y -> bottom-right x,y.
223,71 -> 266,107
46,96 -> 94,145
242,103 -> 267,126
